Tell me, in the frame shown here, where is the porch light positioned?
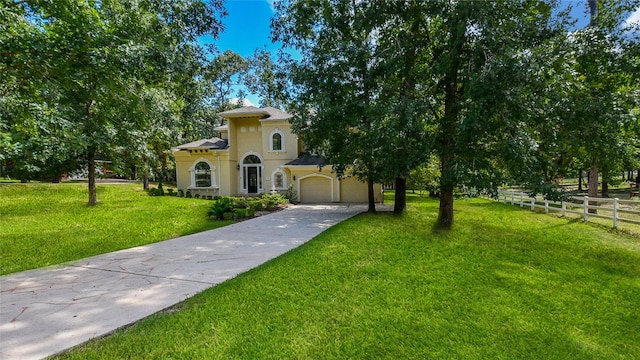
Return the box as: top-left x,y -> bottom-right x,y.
237,163 -> 240,171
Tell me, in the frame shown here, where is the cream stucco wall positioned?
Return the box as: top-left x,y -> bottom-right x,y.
174,149 -> 231,198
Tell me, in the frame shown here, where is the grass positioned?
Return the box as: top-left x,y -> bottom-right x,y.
56,194 -> 639,359
0,182 -> 231,275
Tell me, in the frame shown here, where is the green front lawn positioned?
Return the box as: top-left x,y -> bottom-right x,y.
57,194 -> 640,359
0,183 -> 231,275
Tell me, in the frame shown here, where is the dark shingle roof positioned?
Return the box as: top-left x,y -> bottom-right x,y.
285,153 -> 324,166
175,138 -> 228,150
261,107 -> 292,121
218,106 -> 265,117
218,106 -> 292,121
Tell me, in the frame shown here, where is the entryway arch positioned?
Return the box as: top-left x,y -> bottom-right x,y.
240,152 -> 263,194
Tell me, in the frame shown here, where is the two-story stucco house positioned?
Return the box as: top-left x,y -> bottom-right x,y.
172,106 -> 383,203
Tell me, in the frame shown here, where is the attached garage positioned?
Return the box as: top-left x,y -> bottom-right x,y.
299,175 -> 333,203
340,176 -> 368,203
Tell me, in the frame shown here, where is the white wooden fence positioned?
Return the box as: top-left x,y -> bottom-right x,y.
497,190 -> 640,229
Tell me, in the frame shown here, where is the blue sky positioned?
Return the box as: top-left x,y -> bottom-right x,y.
211,0 -> 277,58
204,0 -> 639,107
200,0 -> 277,107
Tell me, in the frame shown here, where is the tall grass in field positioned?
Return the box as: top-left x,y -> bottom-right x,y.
58,194 -> 640,359
0,183 -> 230,275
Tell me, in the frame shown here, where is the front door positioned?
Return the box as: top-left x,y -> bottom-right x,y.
248,167 -> 258,193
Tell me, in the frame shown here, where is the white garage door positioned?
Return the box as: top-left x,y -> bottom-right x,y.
300,176 -> 332,203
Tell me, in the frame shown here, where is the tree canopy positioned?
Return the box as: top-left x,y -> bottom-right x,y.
273,0 -> 639,227
1,0 -> 226,204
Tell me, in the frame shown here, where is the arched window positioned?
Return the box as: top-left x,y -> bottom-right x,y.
243,155 -> 262,164
270,129 -> 285,152
190,159 -> 216,188
272,133 -> 282,151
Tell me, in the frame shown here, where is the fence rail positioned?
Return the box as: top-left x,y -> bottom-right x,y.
497,190 -> 640,229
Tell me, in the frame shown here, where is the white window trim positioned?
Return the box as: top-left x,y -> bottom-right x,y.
239,151 -> 264,194
269,128 -> 286,152
188,158 -> 217,188
271,168 -> 287,190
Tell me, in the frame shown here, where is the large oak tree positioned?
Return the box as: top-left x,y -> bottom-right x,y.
1,0 -> 225,205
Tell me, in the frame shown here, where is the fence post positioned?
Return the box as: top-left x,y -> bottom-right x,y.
613,198 -> 619,228
561,201 -> 566,216
520,193 -> 524,207
530,196 -> 535,211
511,192 -> 515,205
583,196 -> 589,222
544,199 -> 549,214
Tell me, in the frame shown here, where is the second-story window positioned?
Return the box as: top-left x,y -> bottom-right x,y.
270,129 -> 285,152
272,133 -> 282,151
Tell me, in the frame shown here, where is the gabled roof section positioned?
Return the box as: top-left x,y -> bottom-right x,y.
261,107 -> 292,121
217,106 -> 292,121
175,137 -> 228,150
284,153 -> 324,166
218,106 -> 267,118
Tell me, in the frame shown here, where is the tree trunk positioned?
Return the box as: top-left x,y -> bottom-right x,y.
578,169 -> 583,191
435,9 -> 464,230
602,171 -> 609,198
367,176 -> 376,214
588,0 -> 598,27
437,152 -> 455,229
394,175 -> 406,215
588,165 -> 598,214
157,159 -> 165,194
143,156 -> 149,190
88,148 -> 97,206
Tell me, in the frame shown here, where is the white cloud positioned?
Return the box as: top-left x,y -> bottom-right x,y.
229,98 -> 255,107
625,7 -> 640,27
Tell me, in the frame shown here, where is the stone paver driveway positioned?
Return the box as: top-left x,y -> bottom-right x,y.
1,204 -> 372,359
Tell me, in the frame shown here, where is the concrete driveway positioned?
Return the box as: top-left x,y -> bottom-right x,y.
0,204 -> 372,360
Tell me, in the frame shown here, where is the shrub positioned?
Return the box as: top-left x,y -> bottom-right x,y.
167,188 -> 175,196
249,198 -> 265,211
148,187 -> 165,196
233,197 -> 249,209
177,189 -> 184,197
283,184 -> 297,204
208,197 -> 234,220
194,194 -> 201,199
209,195 -> 285,221
185,190 -> 192,198
233,208 -> 247,219
259,193 -> 287,210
